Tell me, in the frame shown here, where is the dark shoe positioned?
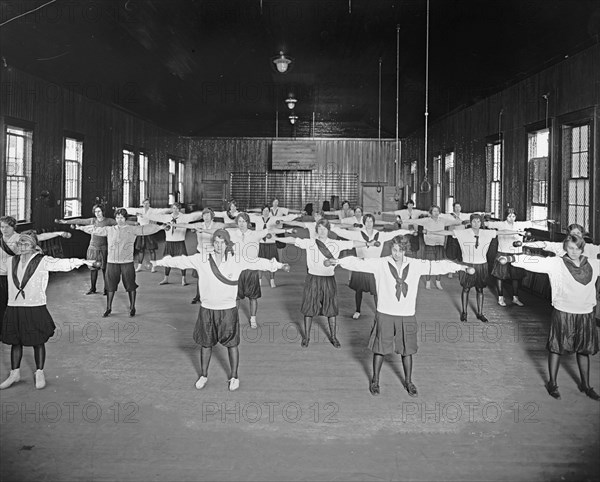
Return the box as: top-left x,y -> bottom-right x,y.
460,312 -> 467,322
476,313 -> 489,323
301,338 -> 310,348
330,336 -> 341,348
102,309 -> 112,318
369,380 -> 380,396
546,381 -> 561,399
103,290 -> 107,296
86,288 -> 96,295
191,296 -> 200,304
406,381 -> 418,397
579,385 -> 600,401
129,307 -> 136,317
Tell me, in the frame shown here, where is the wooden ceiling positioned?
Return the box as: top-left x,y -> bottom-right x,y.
1,0 -> 599,137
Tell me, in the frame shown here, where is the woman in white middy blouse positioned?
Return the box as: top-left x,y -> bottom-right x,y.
0,232 -> 95,391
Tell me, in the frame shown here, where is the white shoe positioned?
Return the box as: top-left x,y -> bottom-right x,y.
0,369 -> 21,389
250,316 -> 257,329
435,280 -> 444,290
151,266 -> 157,273
513,297 -> 524,307
195,376 -> 208,389
425,281 -> 431,290
498,296 -> 506,307
270,279 -> 276,288
135,264 -> 143,272
229,378 -> 240,391
159,277 -> 169,285
181,278 -> 188,286
448,273 -> 453,279
35,369 -> 46,389
352,312 -> 361,319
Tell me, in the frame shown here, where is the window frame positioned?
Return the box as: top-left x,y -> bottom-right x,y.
139,151 -> 149,206
4,124 -> 33,223
432,154 -> 442,208
561,120 -> 592,232
486,138 -> 503,219
122,147 -> 135,208
526,126 -> 550,230
168,157 -> 185,205
63,134 -> 84,219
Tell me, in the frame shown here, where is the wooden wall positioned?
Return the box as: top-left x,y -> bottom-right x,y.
188,137 -> 399,209
0,67 -> 188,231
401,42 -> 600,240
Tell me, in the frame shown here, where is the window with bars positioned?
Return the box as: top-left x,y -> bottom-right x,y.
486,141 -> 502,218
444,151 -> 455,213
168,158 -> 185,205
139,152 -> 149,205
122,149 -> 135,207
63,137 -> 83,218
4,126 -> 33,222
562,123 -> 590,229
229,171 -> 358,212
433,155 -> 442,208
527,129 -> 549,230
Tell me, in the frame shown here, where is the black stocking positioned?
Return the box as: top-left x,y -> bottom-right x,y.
10,344 -> 23,370
548,352 -> 560,385
402,355 -> 413,383
90,269 -> 98,291
33,344 -> 46,370
372,353 -> 384,382
576,353 -> 590,389
355,290 -> 363,312
461,288 -> 470,313
476,287 -> 484,314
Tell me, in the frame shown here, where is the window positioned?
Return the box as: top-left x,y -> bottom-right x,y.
444,151 -> 455,213
168,158 -> 185,205
63,137 -> 83,218
4,126 -> 33,222
527,129 -> 549,230
486,140 -> 502,218
139,151 -> 149,205
410,161 -> 417,204
562,123 -> 590,229
433,155 -> 442,208
122,148 -> 135,207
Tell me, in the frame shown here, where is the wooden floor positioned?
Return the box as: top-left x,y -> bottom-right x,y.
1,242 -> 599,482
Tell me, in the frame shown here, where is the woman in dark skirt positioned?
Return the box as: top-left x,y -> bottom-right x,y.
148,202 -> 204,286
331,214 -> 411,319
487,208 -> 533,307
277,220 -> 368,348
251,206 -> 300,288
56,204 -> 116,295
412,205 -> 463,290
507,235 -> 600,401
0,232 -> 94,390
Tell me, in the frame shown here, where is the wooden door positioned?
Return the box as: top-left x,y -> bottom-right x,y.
201,181 -> 228,211
362,185 -> 400,220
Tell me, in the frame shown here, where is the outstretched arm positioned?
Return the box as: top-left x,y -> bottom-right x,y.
428,260 -> 476,276
152,254 -> 198,271
55,217 -> 92,226
77,225 -> 102,236
43,256 -> 98,272
37,231 -> 72,242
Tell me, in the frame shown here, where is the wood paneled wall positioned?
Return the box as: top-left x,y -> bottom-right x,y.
401,43 -> 600,240
189,137 -> 399,208
0,68 -> 188,230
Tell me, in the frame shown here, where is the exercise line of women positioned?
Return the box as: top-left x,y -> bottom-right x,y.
1,202 -> 598,401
